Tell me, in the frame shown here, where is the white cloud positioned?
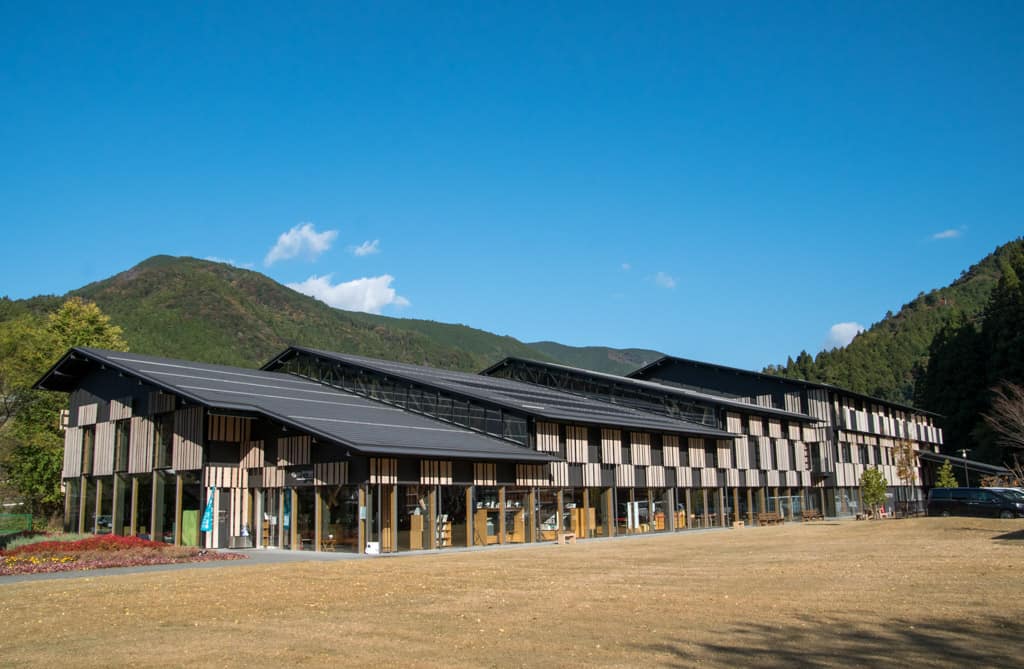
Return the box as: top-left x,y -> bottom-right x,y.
931,226 -> 966,240
264,223 -> 338,266
352,239 -> 380,256
824,322 -> 865,349
621,262 -> 632,271
654,271 -> 676,289
204,256 -> 254,269
287,274 -> 410,314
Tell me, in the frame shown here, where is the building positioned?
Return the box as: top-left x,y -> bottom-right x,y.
36,345 -> 947,553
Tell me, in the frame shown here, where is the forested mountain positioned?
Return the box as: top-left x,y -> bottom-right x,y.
914,242 -> 1024,460
525,341 -> 664,376
764,239 -> 1024,405
0,256 -> 661,375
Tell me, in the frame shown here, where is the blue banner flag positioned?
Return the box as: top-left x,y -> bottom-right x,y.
200,488 -> 215,532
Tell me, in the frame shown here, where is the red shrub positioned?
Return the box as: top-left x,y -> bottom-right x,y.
8,534 -> 169,556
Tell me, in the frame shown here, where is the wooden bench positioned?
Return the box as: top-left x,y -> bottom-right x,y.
757,512 -> 783,526
801,510 -> 824,522
556,531 -> 577,545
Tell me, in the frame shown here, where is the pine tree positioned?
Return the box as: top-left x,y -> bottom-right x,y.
935,459 -> 958,488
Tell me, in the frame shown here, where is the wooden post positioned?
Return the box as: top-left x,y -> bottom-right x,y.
497,486 -> 506,544
390,483 -> 398,554
556,489 -> 564,531
130,477 -> 139,536
666,488 -> 676,531
111,475 -> 122,536
684,488 -> 692,529
465,486 -> 474,547
174,473 -> 183,546
582,488 -> 591,538
314,487 -> 323,552
526,488 -> 536,543
733,488 -> 740,524
602,487 -> 614,537
820,488 -> 826,517
785,487 -> 794,521
701,489 -> 709,527
93,477 -> 103,535
718,487 -> 726,527
772,487 -> 780,514
746,488 -> 754,526
758,487 -> 767,525
357,485 -> 366,554
428,486 -> 438,550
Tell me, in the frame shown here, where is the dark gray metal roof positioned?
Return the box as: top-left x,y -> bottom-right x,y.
265,346 -> 735,439
479,356 -> 816,422
916,450 -> 1009,475
36,348 -> 555,463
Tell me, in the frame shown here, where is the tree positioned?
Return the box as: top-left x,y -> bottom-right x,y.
935,459 -> 958,488
860,468 -> 888,519
983,383 -> 1024,452
0,298 -> 128,521
892,439 -> 918,515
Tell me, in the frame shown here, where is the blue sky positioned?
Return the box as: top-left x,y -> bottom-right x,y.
1,3 -> 1021,369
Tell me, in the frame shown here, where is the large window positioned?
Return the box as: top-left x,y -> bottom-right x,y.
154,413 -> 174,469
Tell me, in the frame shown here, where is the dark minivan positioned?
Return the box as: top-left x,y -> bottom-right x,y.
927,487 -> 1024,519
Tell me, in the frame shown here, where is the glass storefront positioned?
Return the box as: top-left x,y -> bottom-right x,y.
321,485 -> 359,552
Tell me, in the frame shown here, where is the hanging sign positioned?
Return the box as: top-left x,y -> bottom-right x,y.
200,487 -> 215,532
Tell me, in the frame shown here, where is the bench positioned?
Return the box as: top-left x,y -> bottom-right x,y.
801,510 -> 824,522
556,531 -> 577,545
757,512 -> 783,526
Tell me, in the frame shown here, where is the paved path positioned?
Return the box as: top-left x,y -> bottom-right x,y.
1,525 -> 734,585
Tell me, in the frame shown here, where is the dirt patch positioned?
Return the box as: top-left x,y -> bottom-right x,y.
1,518 -> 1021,667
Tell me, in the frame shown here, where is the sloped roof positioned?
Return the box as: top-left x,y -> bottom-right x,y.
35,348 -> 555,463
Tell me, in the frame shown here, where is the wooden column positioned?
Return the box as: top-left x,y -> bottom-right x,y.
151,471 -> 163,542
93,477 -> 103,534
465,486 -> 474,547
785,487 -> 794,521
526,488 -> 536,543
733,488 -> 740,524
314,487 -> 323,552
772,487 -> 780,514
701,489 -> 709,527
746,488 -> 754,526
78,476 -> 87,534
111,476 -> 123,536
130,477 -> 139,536
820,488 -> 827,517
856,486 -> 863,515
357,485 -> 366,554
390,484 -> 398,554
497,486 -> 506,545
666,489 -> 676,531
758,487 -> 767,525
582,488 -> 591,538
718,487 -> 726,527
174,474 -> 184,546
428,487 -> 438,550
602,487 -> 614,537
684,489 -> 692,529
556,489 -> 565,531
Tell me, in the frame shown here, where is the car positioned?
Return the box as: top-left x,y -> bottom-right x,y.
927,487 -> 1024,519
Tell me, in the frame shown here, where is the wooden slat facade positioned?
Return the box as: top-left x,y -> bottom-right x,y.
516,464 -> 548,487
315,461 -> 349,486
688,438 -> 706,468
582,463 -> 601,487
149,392 -> 176,415
535,421 -> 560,452
62,426 -> 83,479
600,428 -> 621,464
566,425 -> 588,463
473,462 -> 496,486
172,406 -> 203,470
109,398 -> 133,421
240,440 -> 264,469
278,435 -> 311,467
369,457 -> 398,484
92,421 -> 116,476
662,435 -> 680,466
77,403 -> 98,427
420,460 -> 453,486
127,416 -> 154,474
630,432 -> 651,466
208,414 -> 252,443
549,462 -> 569,487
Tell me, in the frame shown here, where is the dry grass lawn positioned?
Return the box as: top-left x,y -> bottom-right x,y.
2,517 -> 1022,667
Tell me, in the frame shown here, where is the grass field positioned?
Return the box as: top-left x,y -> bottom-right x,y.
2,518 -> 1022,667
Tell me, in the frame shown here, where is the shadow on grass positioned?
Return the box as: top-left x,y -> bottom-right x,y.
637,614 -> 1021,668
993,528 -> 1024,541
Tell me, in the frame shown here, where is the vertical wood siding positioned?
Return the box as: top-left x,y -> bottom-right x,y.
172,407 -> 203,470
535,421 -> 560,452
277,435 -> 311,467
62,427 -> 83,478
421,460 -> 453,485
92,421 -> 116,476
600,428 -> 621,464
128,416 -> 154,474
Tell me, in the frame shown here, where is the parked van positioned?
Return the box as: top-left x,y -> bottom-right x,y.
927,487 -> 1024,519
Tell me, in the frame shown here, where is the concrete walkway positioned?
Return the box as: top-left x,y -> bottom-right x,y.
1,525 -> 737,586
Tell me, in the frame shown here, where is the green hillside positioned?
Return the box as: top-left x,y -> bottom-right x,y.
765,239 -> 1024,404
526,341 -> 664,376
2,255 -> 659,375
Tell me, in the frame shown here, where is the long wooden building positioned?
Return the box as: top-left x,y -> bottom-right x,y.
34,345 -> 944,553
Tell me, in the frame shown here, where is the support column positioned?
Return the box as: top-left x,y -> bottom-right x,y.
733,488 -> 740,524
130,477 -> 139,536
820,487 -> 826,516
758,487 -> 767,525
79,475 -> 88,534
746,488 -> 754,526
526,488 -> 536,543
582,488 -> 591,538
314,487 -> 323,552
772,487 -> 780,514
465,486 -> 474,547
666,488 -> 676,531
785,487 -> 794,521
701,489 -> 709,527
684,489 -> 692,529
497,486 -> 506,545
427,487 -> 438,550
174,473 -> 183,546
151,471 -> 164,542
357,485 -> 366,554
556,489 -> 565,532
856,486 -> 863,514
93,477 -> 103,535
602,487 -> 614,537
390,483 -> 398,554
111,475 -> 123,536
718,487 -> 726,527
